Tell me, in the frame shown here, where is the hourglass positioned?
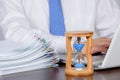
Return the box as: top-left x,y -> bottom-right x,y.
65,31 -> 94,76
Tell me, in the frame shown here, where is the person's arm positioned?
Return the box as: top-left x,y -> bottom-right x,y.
94,0 -> 120,53
96,0 -> 120,38
0,0 -> 35,42
82,0 -> 120,54
0,0 -> 66,54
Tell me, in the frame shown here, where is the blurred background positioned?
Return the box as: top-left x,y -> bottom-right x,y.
0,0 -> 120,40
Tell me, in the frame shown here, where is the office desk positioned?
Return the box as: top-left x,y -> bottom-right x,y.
1,63 -> 120,80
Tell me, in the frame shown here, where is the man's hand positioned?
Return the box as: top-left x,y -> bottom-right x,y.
82,37 -> 112,54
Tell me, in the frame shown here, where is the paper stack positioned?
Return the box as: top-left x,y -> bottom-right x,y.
0,35 -> 59,75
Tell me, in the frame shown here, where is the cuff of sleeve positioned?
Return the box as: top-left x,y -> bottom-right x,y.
51,36 -> 66,54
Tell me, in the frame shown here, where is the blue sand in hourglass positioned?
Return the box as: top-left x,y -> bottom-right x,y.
73,43 -> 85,69
73,44 -> 84,52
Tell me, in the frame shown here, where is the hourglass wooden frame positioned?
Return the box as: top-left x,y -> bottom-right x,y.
65,31 -> 94,76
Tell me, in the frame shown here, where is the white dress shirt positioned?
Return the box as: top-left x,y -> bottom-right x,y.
0,0 -> 120,54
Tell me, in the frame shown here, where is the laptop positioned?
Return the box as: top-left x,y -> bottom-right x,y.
59,26 -> 120,70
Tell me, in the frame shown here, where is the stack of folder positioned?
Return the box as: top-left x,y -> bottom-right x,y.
0,35 -> 59,75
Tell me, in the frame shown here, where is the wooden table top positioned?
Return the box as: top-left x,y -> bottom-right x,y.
1,63 -> 120,80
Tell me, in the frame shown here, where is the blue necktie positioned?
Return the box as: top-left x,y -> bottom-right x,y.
49,0 -> 65,36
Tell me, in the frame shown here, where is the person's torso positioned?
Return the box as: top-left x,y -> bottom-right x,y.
21,0 -> 99,38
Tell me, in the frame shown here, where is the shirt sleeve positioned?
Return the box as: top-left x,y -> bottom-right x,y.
96,0 -> 120,38
0,0 -> 34,42
0,0 -> 46,43
0,0 -> 66,54
49,35 -> 66,54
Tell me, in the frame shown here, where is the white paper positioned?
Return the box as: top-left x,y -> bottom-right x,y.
0,38 -> 58,75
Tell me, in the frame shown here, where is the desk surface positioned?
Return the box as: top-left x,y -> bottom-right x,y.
1,63 -> 120,80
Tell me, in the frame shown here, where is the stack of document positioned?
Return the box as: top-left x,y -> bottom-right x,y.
0,36 -> 59,75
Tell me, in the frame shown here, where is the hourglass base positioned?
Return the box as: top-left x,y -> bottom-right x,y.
65,68 -> 94,76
